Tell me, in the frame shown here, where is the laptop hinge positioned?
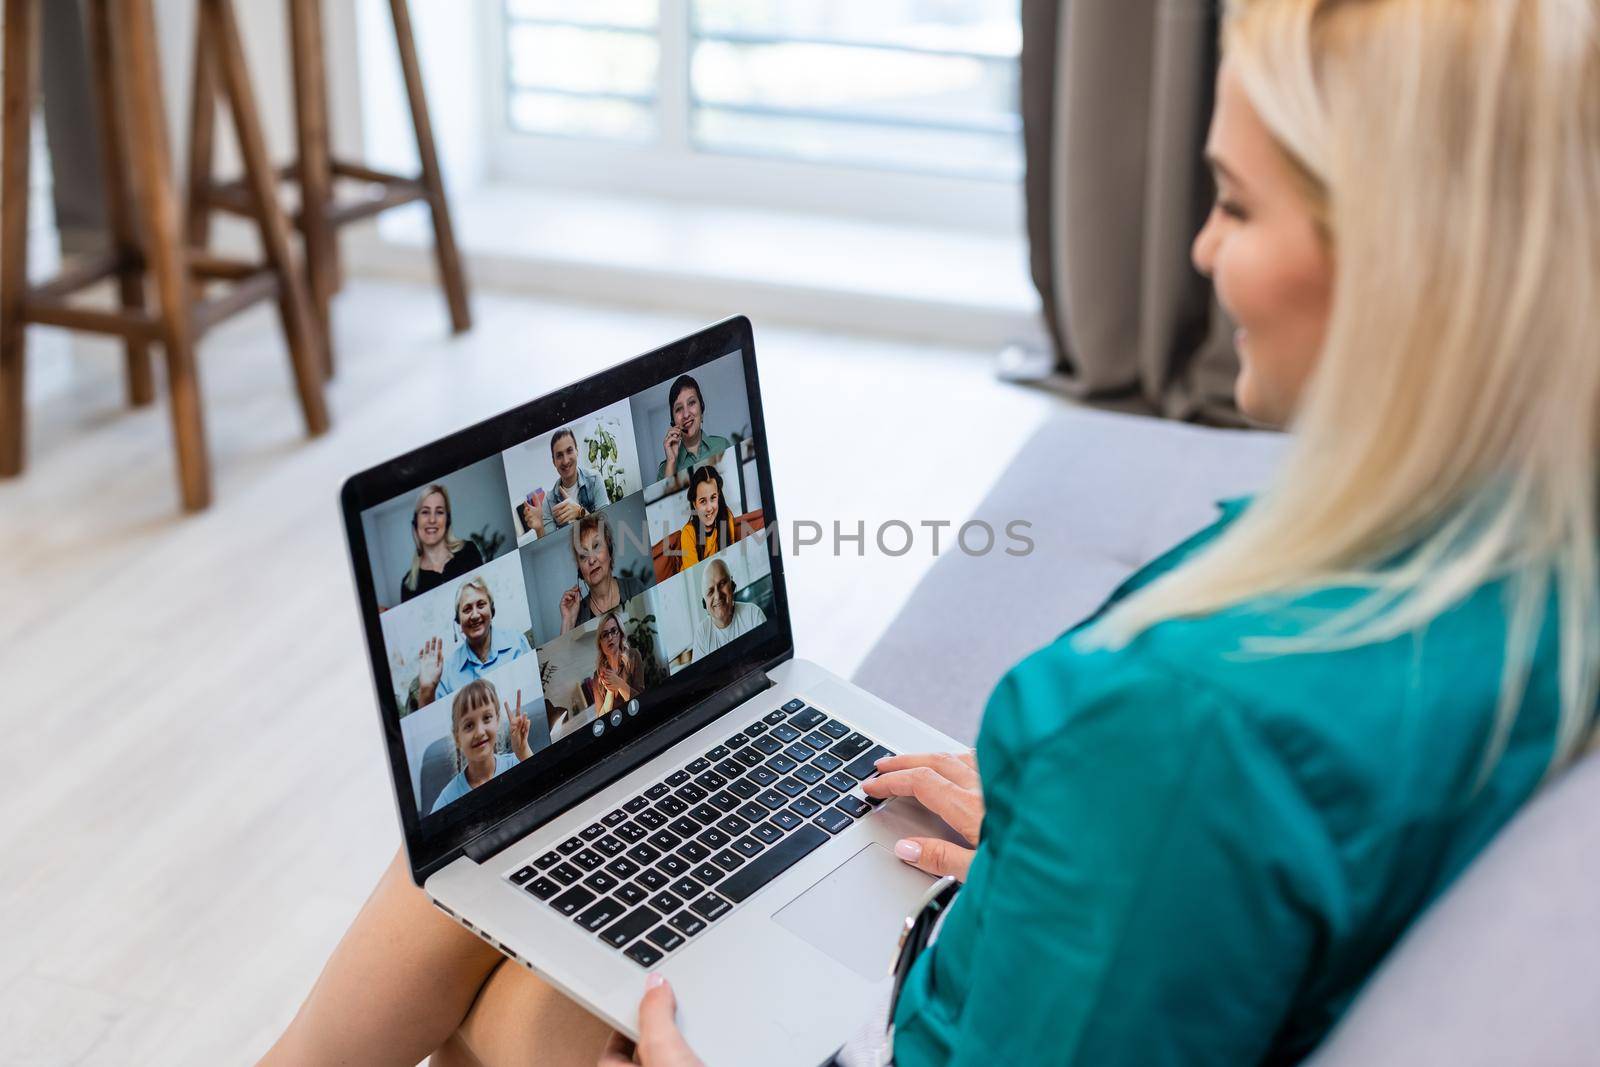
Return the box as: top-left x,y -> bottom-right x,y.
461,668 -> 777,864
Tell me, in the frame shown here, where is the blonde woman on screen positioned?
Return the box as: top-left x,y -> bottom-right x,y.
265,3 -> 1600,1065
581,610 -> 645,721
399,484 -> 484,604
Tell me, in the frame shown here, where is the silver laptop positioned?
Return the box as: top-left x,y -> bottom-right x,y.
340,317 -> 963,1066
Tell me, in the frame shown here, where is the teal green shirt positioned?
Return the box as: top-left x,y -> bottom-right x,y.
657,432 -> 732,480
892,498 -> 1574,1065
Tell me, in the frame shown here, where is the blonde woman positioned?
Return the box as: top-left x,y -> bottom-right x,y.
581,610 -> 646,720
263,2 -> 1600,1065
399,484 -> 484,603
428,679 -> 534,816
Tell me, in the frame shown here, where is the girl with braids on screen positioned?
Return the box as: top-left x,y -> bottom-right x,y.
427,679 -> 533,815
676,465 -> 741,569
398,484 -> 483,604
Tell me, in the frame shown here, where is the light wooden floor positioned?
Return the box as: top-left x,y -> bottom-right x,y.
0,281 -> 1057,1065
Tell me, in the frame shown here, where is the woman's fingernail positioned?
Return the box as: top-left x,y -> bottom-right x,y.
645,972 -> 667,989
874,756 -> 891,766
894,839 -> 922,862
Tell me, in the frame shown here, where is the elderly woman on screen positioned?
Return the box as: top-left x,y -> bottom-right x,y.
417,577 -> 533,708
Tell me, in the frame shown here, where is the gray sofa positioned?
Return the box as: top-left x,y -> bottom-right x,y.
852,405 -> 1600,1065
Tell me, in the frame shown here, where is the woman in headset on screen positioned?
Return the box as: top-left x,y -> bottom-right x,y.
559,513 -> 648,635
399,483 -> 484,604
416,577 -> 533,709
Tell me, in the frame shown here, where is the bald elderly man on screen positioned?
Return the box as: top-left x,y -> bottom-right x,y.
690,557 -> 766,660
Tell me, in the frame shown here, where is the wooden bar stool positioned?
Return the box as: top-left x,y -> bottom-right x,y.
0,0 -> 330,512
190,0 -> 473,376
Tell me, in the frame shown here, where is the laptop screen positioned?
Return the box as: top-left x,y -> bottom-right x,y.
341,319 -> 790,876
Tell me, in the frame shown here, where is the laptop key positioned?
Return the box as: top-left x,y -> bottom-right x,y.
725,732 -> 750,749
678,841 -> 711,863
744,720 -> 768,737
656,796 -> 688,817
635,809 -> 667,830
675,783 -> 708,804
814,808 -> 853,835
648,830 -> 682,852
624,941 -> 664,968
747,767 -> 778,787
717,814 -> 752,836
603,808 -> 629,827
784,743 -> 816,762
812,753 -> 844,773
637,868 -> 669,892
670,876 -> 704,899
691,862 -> 725,886
714,759 -> 745,779
549,862 -> 582,886
648,891 -> 684,914
712,849 -> 745,872
691,892 -> 734,920
685,755 -> 711,775
818,719 -> 850,739
732,836 -> 764,859
698,826 -> 731,849
734,748 -> 763,768
623,796 -> 650,814
752,822 -> 785,845
791,707 -> 828,730
835,795 -> 872,818
727,779 -> 759,800
606,856 -> 640,879
665,770 -> 690,788
668,817 -> 700,838
772,724 -> 801,743
647,926 -> 686,952
753,735 -> 785,755
826,773 -> 859,794
737,801 -> 768,822
693,772 -> 727,792
511,865 -> 538,885
704,744 -> 730,762
717,826 -> 829,904
615,822 -> 647,843
763,709 -> 788,725
572,849 -> 604,872
774,778 -> 806,799
783,698 -> 808,712
802,731 -> 832,751
807,785 -> 840,806
599,905 -> 661,949
534,851 -> 561,869
789,797 -> 822,818
557,837 -> 584,855
688,803 -> 721,824
755,791 -> 787,811
626,843 -> 661,865
615,882 -> 648,907
845,745 -> 894,780
658,855 -> 690,878
771,809 -> 803,831
594,835 -> 625,858
525,876 -> 559,900
580,822 -> 606,841
550,885 -> 596,916
766,754 -> 798,775
584,870 -> 620,894
794,764 -> 826,785
669,912 -> 707,937
830,733 -> 873,760
645,783 -> 670,800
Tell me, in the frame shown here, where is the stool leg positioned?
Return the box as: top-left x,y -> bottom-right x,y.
390,0 -> 471,334
182,0 -> 217,253
1,0 -> 39,477
289,0 -> 336,377
120,0 -> 210,511
85,0 -> 153,408
207,0 -> 329,438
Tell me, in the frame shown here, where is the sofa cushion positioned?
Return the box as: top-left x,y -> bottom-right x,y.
851,405 -> 1286,743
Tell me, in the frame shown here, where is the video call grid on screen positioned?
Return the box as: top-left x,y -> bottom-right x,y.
355,348 -> 776,822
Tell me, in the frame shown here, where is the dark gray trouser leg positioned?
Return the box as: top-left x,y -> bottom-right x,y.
40,0 -> 105,254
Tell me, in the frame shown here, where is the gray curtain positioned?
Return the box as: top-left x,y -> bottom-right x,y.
1022,0 -> 1243,425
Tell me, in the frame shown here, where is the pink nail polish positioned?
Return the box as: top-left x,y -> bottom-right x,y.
894,839 -> 922,862
645,972 -> 667,989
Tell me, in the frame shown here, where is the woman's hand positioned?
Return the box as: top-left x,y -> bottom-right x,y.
508,690 -> 532,760
560,585 -> 582,631
663,427 -> 682,474
597,666 -> 621,694
862,750 -> 984,881
417,636 -> 445,705
600,975 -> 703,1067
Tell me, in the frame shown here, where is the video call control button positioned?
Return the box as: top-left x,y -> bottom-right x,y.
627,698 -> 640,717
592,720 -> 605,737
610,710 -> 623,728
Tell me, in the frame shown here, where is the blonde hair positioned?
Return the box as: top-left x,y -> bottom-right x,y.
593,609 -> 636,681
454,577 -> 495,624
405,484 -> 468,593
449,679 -> 502,774
1084,0 -> 1600,773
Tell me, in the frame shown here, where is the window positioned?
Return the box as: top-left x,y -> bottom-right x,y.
495,0 -> 1022,225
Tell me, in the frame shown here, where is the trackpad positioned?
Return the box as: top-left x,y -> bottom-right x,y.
773,843 -> 936,980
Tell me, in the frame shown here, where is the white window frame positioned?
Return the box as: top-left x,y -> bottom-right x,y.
478,0 -> 1023,234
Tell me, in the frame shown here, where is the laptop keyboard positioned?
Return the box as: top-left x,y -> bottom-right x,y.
506,698 -> 894,968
